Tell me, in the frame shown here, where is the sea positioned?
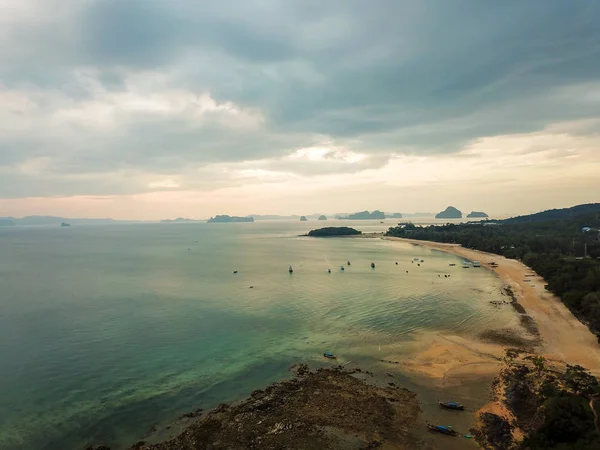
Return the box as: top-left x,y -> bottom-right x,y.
0,220 -> 517,450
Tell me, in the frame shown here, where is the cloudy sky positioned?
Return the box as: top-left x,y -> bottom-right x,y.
1,0 -> 599,219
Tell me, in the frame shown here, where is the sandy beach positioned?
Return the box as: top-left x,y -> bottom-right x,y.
378,236 -> 600,376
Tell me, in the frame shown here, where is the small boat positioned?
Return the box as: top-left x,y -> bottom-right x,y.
413,257 -> 420,261
371,262 -> 375,268
347,261 -> 351,266
328,269 -> 331,273
438,401 -> 465,411
323,352 -> 337,359
233,270 -> 238,274
340,266 -> 345,271
420,259 -> 424,263
395,262 -> 398,265
61,222 -> 70,227
472,261 -> 481,267
289,265 -> 294,273
449,263 -> 456,266
427,424 -> 458,436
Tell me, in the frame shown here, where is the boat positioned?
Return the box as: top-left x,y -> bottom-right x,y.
347,261 -> 351,266
323,352 -> 337,359
61,222 -> 70,227
289,265 -> 293,273
438,401 -> 465,411
413,257 -> 420,261
371,262 -> 375,268
233,270 -> 238,274
420,259 -> 424,263
449,263 -> 456,266
395,262 -> 398,265
472,261 -> 481,267
340,266 -> 345,271
427,424 -> 458,436
461,261 -> 471,268
328,269 -> 331,273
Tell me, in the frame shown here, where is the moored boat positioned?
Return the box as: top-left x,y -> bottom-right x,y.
438,401 -> 464,410
427,424 -> 458,436
371,262 -> 375,268
289,265 -> 294,273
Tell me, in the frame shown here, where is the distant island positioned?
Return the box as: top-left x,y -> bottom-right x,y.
161,218 -> 199,223
207,215 -> 254,223
466,211 -> 489,218
307,227 -> 362,237
61,222 -> 70,227
300,216 -> 308,221
391,213 -> 402,219
435,206 -> 462,219
318,215 -> 327,220
340,210 -> 385,220
0,216 -> 120,226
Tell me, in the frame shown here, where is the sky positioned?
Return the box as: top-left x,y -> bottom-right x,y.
1,0 -> 599,219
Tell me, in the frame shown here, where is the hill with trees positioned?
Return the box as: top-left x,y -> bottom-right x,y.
504,203 -> 600,224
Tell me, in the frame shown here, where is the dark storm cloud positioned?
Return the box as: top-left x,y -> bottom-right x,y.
1,0 -> 599,196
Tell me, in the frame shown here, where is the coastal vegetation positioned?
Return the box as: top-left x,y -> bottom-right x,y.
318,215 -> 327,220
435,206 -> 462,219
473,350 -> 600,450
307,227 -> 361,237
386,204 -> 600,341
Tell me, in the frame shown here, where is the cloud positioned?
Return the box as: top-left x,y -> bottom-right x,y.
1,0 -> 599,209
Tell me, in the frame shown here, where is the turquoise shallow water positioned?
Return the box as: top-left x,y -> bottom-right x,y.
0,221 -> 515,449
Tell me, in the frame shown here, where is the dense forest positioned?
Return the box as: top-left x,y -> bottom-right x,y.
386,204 -> 600,340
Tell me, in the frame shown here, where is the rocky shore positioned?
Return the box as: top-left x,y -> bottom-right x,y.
90,365 -> 423,450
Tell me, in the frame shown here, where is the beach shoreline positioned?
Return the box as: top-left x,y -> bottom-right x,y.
379,235 -> 600,377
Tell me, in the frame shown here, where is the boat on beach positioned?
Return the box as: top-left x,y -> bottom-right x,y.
427,424 -> 458,436
323,352 -> 337,359
438,401 -> 464,410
